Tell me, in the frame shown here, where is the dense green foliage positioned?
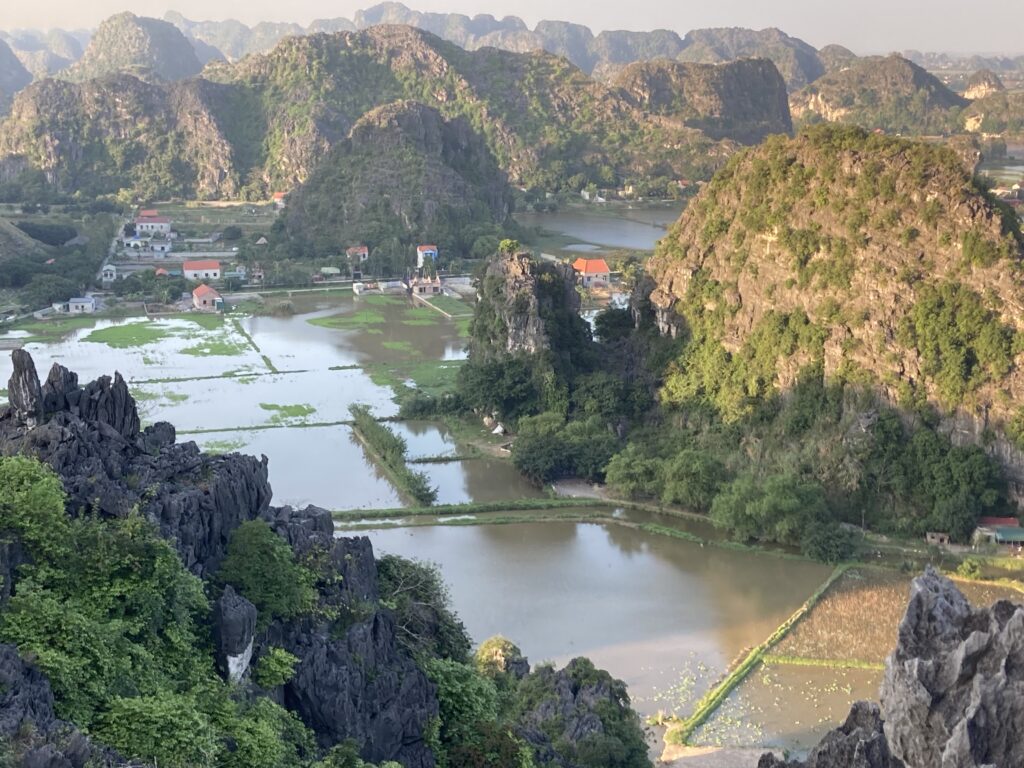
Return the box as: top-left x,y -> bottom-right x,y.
377,555 -> 471,661
349,404 -> 437,505
218,520 -> 317,629
254,647 -> 300,689
0,458 -> 317,768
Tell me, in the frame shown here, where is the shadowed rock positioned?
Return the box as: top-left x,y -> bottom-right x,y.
214,586 -> 257,683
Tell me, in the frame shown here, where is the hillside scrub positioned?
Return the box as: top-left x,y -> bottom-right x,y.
349,404 -> 438,505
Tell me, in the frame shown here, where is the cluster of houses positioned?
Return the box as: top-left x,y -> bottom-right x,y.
123,210 -> 177,255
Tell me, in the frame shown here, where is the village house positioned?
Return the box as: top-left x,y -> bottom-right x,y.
272,192 -> 287,209
347,245 -> 369,262
409,275 -> 442,295
150,240 -> 173,255
135,216 -> 172,236
571,257 -> 611,288
416,245 -> 438,269
68,297 -> 96,314
101,264 -> 118,284
192,284 -> 223,312
973,516 -> 1024,549
183,260 -> 221,281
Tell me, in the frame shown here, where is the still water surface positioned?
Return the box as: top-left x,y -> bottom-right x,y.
357,522 -> 831,717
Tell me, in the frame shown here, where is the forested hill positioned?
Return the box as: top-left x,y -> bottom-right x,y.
613,58 -> 793,144
646,125 -> 1024,491
0,25 -> 796,200
788,55 -> 968,134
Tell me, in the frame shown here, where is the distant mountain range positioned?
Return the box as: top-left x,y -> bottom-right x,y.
2,2 -> 1023,104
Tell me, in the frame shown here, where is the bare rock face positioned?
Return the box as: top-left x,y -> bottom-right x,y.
1,352 -> 271,576
881,568 -> 1024,768
761,570 -> 1024,768
214,586 -> 257,683
7,350 -> 43,427
758,702 -> 904,768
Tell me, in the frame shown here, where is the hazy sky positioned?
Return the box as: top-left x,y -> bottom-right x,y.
4,0 -> 1024,54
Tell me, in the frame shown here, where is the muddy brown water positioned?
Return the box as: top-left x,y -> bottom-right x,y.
354,521 -> 832,720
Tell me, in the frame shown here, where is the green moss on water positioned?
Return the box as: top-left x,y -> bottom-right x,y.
202,438 -> 248,455
84,323 -> 170,349
426,295 -> 473,317
308,311 -> 385,330
177,314 -> 225,331
381,340 -> 418,354
180,339 -> 250,357
259,403 -> 316,424
164,392 -> 188,403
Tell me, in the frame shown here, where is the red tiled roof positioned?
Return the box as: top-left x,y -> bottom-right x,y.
155,268 -> 169,276
979,516 -> 1020,528
417,245 -> 438,251
272,192 -> 287,200
139,209 -> 159,217
136,216 -> 171,224
183,260 -> 221,271
192,284 -> 221,299
572,258 -> 610,275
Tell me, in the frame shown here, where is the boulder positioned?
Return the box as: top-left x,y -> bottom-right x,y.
213,586 -> 257,682
7,349 -> 43,427
757,702 -> 903,768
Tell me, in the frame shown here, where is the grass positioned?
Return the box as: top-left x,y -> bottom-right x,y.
366,359 -> 465,400
761,655 -> 884,671
337,509 -> 606,531
84,323 -> 170,348
381,340 -> 418,354
426,294 -> 473,317
402,306 -> 444,326
331,497 -> 602,519
308,310 -> 385,330
350,404 -> 437,505
665,564 -> 851,746
181,339 -> 250,357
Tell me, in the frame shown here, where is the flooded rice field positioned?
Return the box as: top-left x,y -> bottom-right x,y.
354,521 -> 833,719
4,286 -> 1021,756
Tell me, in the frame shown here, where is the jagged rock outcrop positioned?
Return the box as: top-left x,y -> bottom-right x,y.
760,570 -> 1024,768
516,657 -> 648,768
645,124 -> 1024,494
961,91 -> 1024,135
472,251 -> 584,358
881,569 -> 1024,767
758,702 -> 904,768
963,69 -> 1005,101
284,100 -> 513,252
614,57 -> 792,143
789,55 -> 967,134
214,586 -> 257,683
0,353 -> 271,575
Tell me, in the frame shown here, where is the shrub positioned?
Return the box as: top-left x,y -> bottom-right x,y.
801,521 -> 858,563
254,647 -> 299,688
218,521 -> 317,629
956,557 -> 982,580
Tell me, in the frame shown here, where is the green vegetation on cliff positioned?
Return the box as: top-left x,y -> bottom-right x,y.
64,13 -> 202,82
626,124 -> 1022,547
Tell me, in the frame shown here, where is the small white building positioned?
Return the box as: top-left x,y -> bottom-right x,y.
183,260 -> 221,281
192,284 -> 223,312
135,216 -> 172,236
101,264 -> 118,283
416,245 -> 438,269
151,241 -> 173,255
68,297 -> 96,314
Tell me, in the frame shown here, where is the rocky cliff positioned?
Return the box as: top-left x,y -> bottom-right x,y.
0,24 -> 733,198
761,569 -> 1024,768
646,125 -> 1024,492
471,251 -> 584,359
963,69 -> 1005,100
614,58 -> 793,144
284,100 -> 512,255
64,12 -> 202,82
0,74 -> 238,198
789,55 -> 968,134
962,91 -> 1024,135
677,27 -> 825,91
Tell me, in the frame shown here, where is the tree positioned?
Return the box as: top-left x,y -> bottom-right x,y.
217,521 -> 317,629
660,450 -> 723,512
222,225 -> 243,241
711,472 -> 829,545
605,445 -> 664,500
801,521 -> 858,563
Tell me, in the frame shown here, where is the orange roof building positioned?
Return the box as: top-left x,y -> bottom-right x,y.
572,258 -> 610,275
192,284 -> 222,312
